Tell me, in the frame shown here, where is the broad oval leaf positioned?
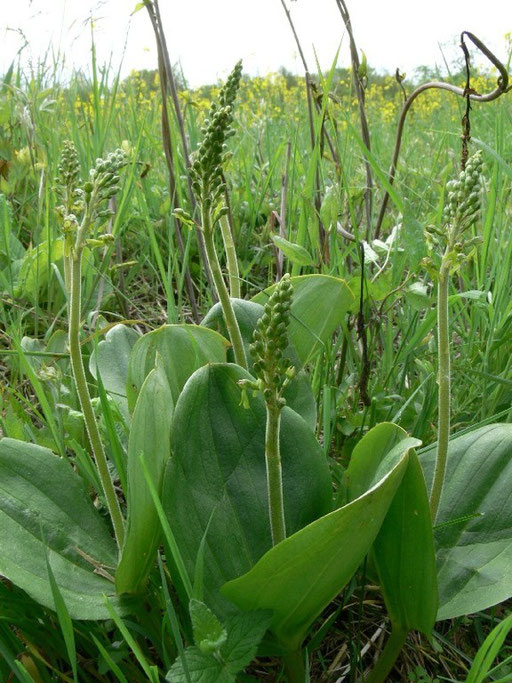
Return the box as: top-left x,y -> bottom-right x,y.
127,324 -> 229,412
421,423 -> 512,620
0,439 -> 133,620
116,361 -> 173,594
252,275 -> 354,365
221,435 -> 411,652
162,363 -> 332,617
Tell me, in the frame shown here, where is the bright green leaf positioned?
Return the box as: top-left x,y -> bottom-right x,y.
189,599 -> 227,653
421,424 -> 512,620
116,361 -> 173,594
0,439 -> 133,620
127,324 -> 229,412
271,235 -> 314,266
222,434 -> 411,651
162,363 -> 332,617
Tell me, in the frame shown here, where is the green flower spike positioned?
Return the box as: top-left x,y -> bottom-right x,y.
245,274 -> 295,409
430,150 -> 484,523
240,274 -> 295,547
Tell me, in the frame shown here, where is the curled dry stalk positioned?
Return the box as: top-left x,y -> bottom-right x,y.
57,142 -> 126,549
375,32 -> 510,238
175,62 -> 247,369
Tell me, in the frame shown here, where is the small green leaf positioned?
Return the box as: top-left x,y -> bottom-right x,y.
166,647 -> 229,683
166,610 -> 271,683
89,324 -> 139,420
319,184 -> 338,230
189,600 -> 227,654
271,235 -> 314,266
404,281 -> 430,311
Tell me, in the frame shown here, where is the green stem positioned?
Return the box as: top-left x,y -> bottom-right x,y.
283,649 -> 305,683
430,258 -> 451,521
365,625 -> 407,683
265,403 -> 286,546
68,250 -> 125,549
202,209 -> 247,370
219,214 -> 240,299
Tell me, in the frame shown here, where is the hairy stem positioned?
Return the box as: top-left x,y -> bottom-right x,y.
202,209 -> 247,369
430,257 -> 451,520
365,625 -> 407,683
219,214 -> 240,299
68,249 -> 125,549
265,404 -> 286,546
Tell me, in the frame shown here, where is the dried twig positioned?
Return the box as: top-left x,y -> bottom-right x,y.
334,0 -> 373,239
375,31 -> 510,237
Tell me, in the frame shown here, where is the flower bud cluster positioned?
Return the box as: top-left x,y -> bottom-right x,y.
84,149 -> 127,207
190,61 -> 242,221
56,140 -> 81,212
218,60 -> 243,116
190,105 -> 233,210
57,140 -> 80,190
443,151 -> 483,232
242,275 -> 295,410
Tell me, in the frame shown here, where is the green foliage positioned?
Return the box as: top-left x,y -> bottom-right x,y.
0,438 -> 132,619
421,424 -> 512,620
162,363 -> 332,615
222,426 -> 412,651
0,25 -> 510,683
252,275 -> 354,365
166,607 -> 272,682
116,361 -> 173,594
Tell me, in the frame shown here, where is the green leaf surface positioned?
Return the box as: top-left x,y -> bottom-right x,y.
347,424 -> 437,635
116,361 -> 173,594
421,424 -> 512,620
0,438 -> 132,620
373,450 -> 437,634
222,433 -> 411,651
252,275 -> 354,365
89,324 -> 139,420
166,610 -> 271,683
202,298 -> 316,428
271,235 -> 314,266
190,599 -> 227,653
127,324 -> 229,412
166,647 -> 229,683
162,363 -> 332,616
